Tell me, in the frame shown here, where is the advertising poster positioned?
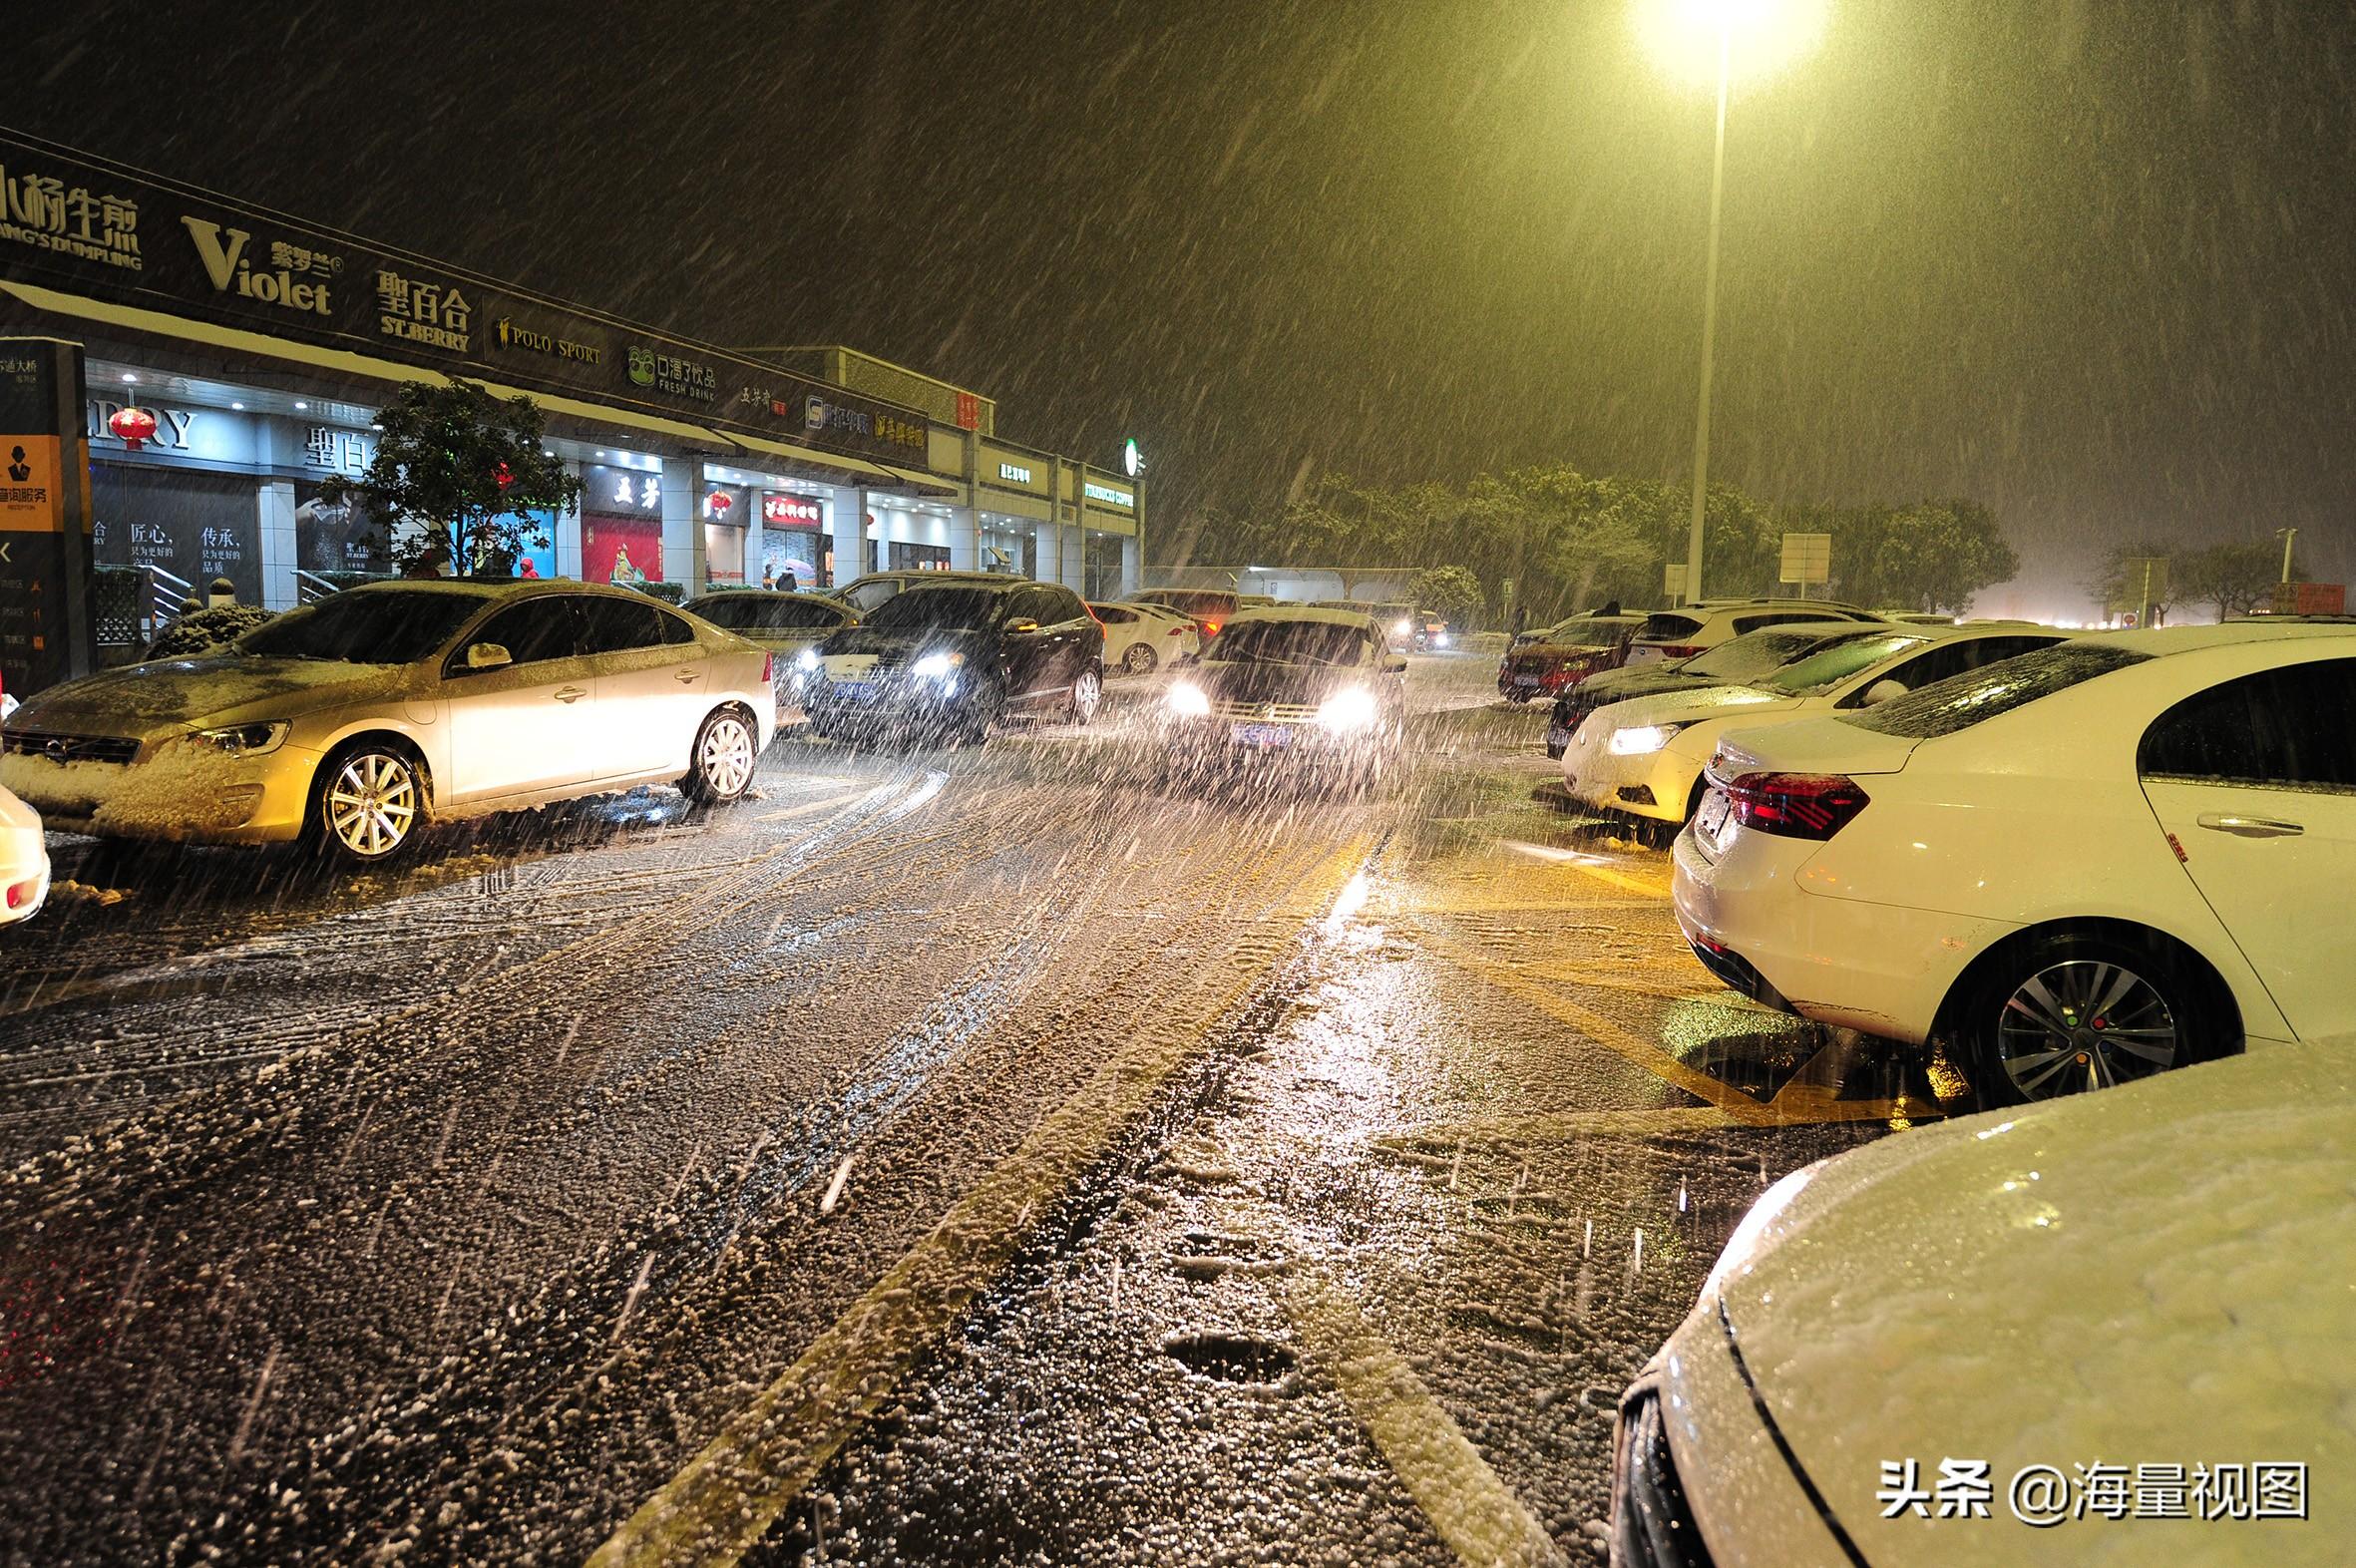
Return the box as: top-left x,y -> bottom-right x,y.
583,515 -> 662,588
90,464 -> 262,604
294,481 -> 387,575
506,507 -> 560,581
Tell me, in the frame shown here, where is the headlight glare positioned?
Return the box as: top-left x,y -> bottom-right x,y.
1167,680 -> 1212,717
912,651 -> 966,679
796,648 -> 821,672
1608,722 -> 1684,756
191,720 -> 290,757
1317,686 -> 1380,733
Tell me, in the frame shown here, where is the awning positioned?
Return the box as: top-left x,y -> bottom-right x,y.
3,278 -> 727,449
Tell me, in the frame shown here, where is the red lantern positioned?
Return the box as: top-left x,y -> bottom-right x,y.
109,405 -> 160,451
706,489 -> 732,517
493,460 -> 516,492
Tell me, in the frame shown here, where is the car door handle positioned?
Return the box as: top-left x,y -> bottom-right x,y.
2195,813 -> 2304,838
554,686 -> 588,704
674,671 -> 702,684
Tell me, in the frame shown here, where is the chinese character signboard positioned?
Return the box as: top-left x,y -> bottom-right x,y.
0,130 -> 938,471
0,338 -> 94,696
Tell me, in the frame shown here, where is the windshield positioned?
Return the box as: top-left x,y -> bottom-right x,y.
1210,619 -> 1371,666
862,586 -> 1007,631
1683,627 -> 1863,682
689,595 -> 844,631
1844,643 -> 2153,738
1140,589 -> 1235,615
237,589 -> 485,663
1758,632 -> 1930,695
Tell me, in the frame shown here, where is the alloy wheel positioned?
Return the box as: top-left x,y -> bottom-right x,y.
326,751 -> 418,859
698,714 -> 757,799
1070,667 -> 1103,722
1994,959 -> 2181,1099
1122,643 -> 1156,675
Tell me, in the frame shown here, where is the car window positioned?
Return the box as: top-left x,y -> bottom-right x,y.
691,595 -> 848,632
1637,612 -> 1703,641
579,595 -> 669,654
1010,587 -> 1060,625
840,580 -> 904,613
2138,657 -> 2356,790
865,586 -> 1006,630
1843,643 -> 2152,738
1092,604 -> 1134,624
1835,633 -> 2062,707
239,588 -> 482,664
1053,588 -> 1089,624
1759,632 -> 1929,694
1683,627 -> 1870,682
658,607 -> 697,644
462,597 -> 583,667
1730,611 -> 1836,633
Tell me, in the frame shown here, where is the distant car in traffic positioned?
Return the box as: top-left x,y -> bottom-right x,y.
1497,612 -> 1645,703
1163,606 -> 1407,779
1131,588 -> 1240,640
828,569 -> 1010,616
683,589 -> 857,721
1674,622 -> 2356,1103
1563,625 -> 2069,838
1614,1037 -> 2354,1567
801,577 -> 1104,743
0,581 -> 777,865
1090,600 -> 1199,675
1,782 -> 48,926
1312,599 -> 1423,646
1623,598 -> 1886,666
1544,623 -> 1890,757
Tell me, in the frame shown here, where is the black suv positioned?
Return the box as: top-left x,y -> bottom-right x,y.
801,579 -> 1104,743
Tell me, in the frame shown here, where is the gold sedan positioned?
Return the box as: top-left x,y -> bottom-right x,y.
0,581 -> 777,864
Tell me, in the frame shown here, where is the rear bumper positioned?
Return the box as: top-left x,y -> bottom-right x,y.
1,822 -> 49,925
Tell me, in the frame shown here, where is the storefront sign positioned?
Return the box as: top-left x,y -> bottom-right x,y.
761,492 -> 822,527
996,461 -> 1032,484
0,340 -> 92,695
1083,480 -> 1134,509
0,131 -> 940,469
85,397 -> 264,467
302,423 -> 375,477
584,462 -> 663,517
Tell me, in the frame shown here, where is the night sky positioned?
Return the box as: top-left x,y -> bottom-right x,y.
18,0 -> 2356,612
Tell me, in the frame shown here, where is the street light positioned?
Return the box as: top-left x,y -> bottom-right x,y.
1638,0 -> 1825,603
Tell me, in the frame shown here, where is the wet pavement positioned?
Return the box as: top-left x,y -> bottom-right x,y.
0,655 -> 1954,1565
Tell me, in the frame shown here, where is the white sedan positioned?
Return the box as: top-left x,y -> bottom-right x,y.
1673,622 -> 2356,1103
1,782 -> 48,926
1561,624 -> 2068,835
1091,600 -> 1200,675
1616,1038 -> 2354,1566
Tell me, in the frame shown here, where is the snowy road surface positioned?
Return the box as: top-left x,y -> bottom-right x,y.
0,657 -> 1950,1565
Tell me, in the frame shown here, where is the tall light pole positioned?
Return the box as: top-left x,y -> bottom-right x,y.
1685,26 -> 1731,605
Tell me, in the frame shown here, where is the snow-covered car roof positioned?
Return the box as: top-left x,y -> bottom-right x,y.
1219,605 -> 1385,631
2066,619 -> 2356,653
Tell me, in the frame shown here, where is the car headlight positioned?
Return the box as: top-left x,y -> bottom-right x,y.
1700,1162 -> 1822,1305
1608,722 -> 1684,756
796,648 -> 821,672
911,651 -> 965,680
1432,631 -> 1450,648
1167,680 -> 1212,717
1393,618 -> 1413,637
190,720 -> 290,757
1317,686 -> 1380,733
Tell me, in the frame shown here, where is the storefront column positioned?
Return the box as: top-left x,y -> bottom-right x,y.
257,479 -> 298,609
947,506 -> 980,571
1120,535 -> 1141,597
1060,522 -> 1085,589
1032,519 -> 1060,586
659,461 -> 698,588
831,487 -> 868,587
555,504 -> 584,582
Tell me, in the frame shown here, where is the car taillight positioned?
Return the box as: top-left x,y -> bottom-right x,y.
1714,771 -> 1869,840
761,652 -> 774,682
1168,625 -> 1184,635
1655,643 -> 1704,659
6,881 -> 30,910
1203,620 -> 1222,637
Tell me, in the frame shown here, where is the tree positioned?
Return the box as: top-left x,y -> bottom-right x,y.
2086,540 -> 2176,622
321,379 -> 583,578
1871,500 -> 2020,613
1409,566 -> 1485,626
2175,541 -> 2295,620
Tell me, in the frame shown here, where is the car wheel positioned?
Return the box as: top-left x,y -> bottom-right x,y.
312,743 -> 423,864
1122,642 -> 1157,676
1963,934 -> 2209,1105
1067,665 -> 1103,724
684,708 -> 758,804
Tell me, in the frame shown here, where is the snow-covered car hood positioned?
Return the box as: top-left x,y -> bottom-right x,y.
1580,682 -> 1799,733
3,655 -> 419,739
1714,1041 -> 2356,1562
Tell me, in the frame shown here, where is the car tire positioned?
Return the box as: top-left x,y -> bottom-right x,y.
1122,642 -> 1158,676
1959,932 -> 2214,1107
1067,664 -> 1103,724
310,741 -> 425,865
683,707 -> 758,805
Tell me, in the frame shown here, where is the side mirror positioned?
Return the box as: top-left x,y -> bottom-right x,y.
1862,677 -> 1909,706
1384,653 -> 1409,673
466,641 -> 514,671
1006,618 -> 1040,635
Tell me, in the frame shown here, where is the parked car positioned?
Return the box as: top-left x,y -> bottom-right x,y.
1623,598 -> 1886,666
801,578 -> 1103,743
1131,588 -> 1241,640
1544,623 -> 1891,757
0,581 -> 777,865
1563,625 -> 2069,837
828,569 -> 1009,616
1875,608 -> 1958,625
1163,607 -> 1407,775
1313,598 -> 1422,645
1,782 -> 48,927
1614,1037 -> 2354,1567
1235,593 -> 1279,608
684,589 -> 857,721
1497,613 -> 1645,703
1672,622 -> 2356,1103
1091,600 -> 1198,675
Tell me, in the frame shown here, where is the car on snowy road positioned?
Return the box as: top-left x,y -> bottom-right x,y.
1543,623 -> 1889,758
1613,1036 -> 2356,1567
1673,622 -> 2356,1105
682,588 -> 858,722
1091,600 -> 1199,675
0,580 -> 777,865
1561,624 -> 2071,838
1161,606 -> 1407,780
1496,611 -> 1644,703
799,577 -> 1104,743
1621,597 -> 1888,666
0,782 -> 48,926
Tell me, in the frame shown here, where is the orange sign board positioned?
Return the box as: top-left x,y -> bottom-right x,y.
0,434 -> 64,532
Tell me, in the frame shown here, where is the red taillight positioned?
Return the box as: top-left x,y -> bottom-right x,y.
1168,625 -> 1184,636
761,652 -> 775,682
6,881 -> 29,910
1203,620 -> 1222,637
1656,643 -> 1705,659
1715,771 -> 1869,840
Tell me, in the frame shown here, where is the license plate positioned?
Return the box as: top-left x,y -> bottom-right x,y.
1232,722 -> 1292,748
1513,674 -> 1543,687
831,681 -> 874,699
1694,787 -> 1732,848
1546,726 -> 1570,750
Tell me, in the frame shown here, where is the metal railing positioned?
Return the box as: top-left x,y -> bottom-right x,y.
295,569 -> 341,604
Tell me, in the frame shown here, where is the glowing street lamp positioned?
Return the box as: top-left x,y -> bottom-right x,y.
1637,0 -> 1825,603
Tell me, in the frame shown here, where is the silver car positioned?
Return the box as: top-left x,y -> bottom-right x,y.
0,581 -> 777,864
